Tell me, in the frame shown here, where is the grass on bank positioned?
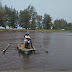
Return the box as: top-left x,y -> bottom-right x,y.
0,29 -> 71,32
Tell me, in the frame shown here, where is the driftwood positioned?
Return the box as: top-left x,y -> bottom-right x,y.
3,44 -> 10,52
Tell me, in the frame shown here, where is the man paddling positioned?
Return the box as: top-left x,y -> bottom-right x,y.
22,32 -> 33,49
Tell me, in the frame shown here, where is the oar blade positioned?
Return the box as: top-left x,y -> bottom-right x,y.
40,45 -> 48,53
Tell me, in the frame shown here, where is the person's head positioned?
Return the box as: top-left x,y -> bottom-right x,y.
27,32 -> 29,34
25,32 -> 29,36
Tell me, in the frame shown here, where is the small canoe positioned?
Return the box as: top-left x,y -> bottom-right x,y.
17,44 -> 36,54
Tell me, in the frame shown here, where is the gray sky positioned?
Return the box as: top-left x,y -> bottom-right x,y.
1,0 -> 72,22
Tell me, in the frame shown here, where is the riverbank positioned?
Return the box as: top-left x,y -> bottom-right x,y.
0,29 -> 71,32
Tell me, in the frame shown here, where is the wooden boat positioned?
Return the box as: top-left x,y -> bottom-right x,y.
17,44 -> 36,54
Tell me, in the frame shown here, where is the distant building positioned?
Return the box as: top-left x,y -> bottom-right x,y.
50,26 -> 53,30
6,25 -> 9,29
0,26 -> 5,29
61,29 -> 65,30
17,26 -> 23,29
0,25 -> 23,29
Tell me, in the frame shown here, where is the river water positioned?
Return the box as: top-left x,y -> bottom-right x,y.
0,31 -> 72,71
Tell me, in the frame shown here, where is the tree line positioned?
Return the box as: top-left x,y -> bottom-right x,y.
0,2 -> 72,30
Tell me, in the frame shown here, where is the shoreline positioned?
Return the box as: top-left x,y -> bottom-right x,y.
0,68 -> 72,72
0,29 -> 71,32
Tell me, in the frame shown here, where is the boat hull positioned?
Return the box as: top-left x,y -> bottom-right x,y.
23,51 -> 30,54
17,44 -> 36,54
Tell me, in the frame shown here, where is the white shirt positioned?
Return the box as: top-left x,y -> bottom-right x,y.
25,35 -> 30,39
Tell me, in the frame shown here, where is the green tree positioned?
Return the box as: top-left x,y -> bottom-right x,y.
19,5 -> 37,29
30,12 -> 37,30
42,13 -> 52,29
64,22 -> 72,30
0,1 -> 2,9
27,5 -> 37,29
6,7 -> 18,29
0,5 -> 7,28
36,15 -> 42,29
54,19 -> 67,29
2,5 -> 19,29
19,9 -> 30,29
67,22 -> 72,27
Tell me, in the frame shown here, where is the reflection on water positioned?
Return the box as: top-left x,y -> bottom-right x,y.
0,32 -> 72,70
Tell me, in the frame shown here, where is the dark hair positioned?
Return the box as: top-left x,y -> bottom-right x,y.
24,36 -> 25,38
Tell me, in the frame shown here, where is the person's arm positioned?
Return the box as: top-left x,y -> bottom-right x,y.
22,41 -> 26,48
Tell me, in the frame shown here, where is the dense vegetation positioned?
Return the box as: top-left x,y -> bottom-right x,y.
0,1 -> 72,30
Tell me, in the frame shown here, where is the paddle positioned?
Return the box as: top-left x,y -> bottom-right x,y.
32,45 -> 36,53
15,42 -> 23,44
40,45 -> 48,53
3,44 -> 10,53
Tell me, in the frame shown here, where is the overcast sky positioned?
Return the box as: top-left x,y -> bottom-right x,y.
1,0 -> 72,22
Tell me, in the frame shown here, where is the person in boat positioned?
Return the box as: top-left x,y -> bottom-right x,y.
22,32 -> 33,49
23,31 -> 30,42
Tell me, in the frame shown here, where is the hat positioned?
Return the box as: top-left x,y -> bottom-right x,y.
27,32 -> 29,34
25,32 -> 29,35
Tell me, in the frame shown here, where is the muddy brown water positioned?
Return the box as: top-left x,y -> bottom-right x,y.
0,31 -> 72,71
